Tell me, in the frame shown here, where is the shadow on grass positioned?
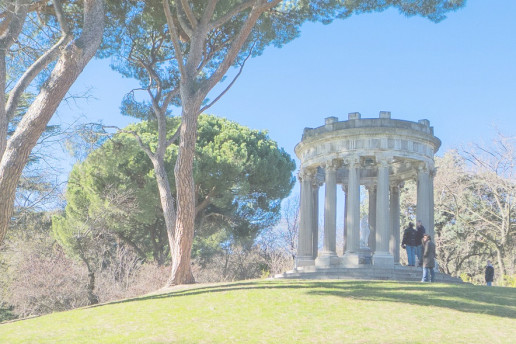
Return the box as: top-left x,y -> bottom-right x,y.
97,279 -> 516,319
307,282 -> 516,319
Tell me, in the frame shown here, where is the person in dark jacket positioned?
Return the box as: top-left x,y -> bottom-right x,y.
485,260 -> 494,286
421,234 -> 436,282
415,220 -> 426,267
401,222 -> 417,266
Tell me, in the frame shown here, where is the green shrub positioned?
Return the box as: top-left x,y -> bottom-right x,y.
501,274 -> 516,287
459,272 -> 472,283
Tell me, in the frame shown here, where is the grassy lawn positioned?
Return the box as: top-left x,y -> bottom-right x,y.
0,279 -> 514,343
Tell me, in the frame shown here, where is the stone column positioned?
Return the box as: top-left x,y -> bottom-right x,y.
367,185 -> 377,252
342,185 -> 348,254
390,183 -> 401,264
373,158 -> 394,267
416,163 -> 431,237
296,169 -> 315,267
429,167 -> 436,238
311,180 -> 320,260
342,158 -> 360,267
316,162 -> 339,267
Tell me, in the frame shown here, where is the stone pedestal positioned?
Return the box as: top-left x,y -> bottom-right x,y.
296,257 -> 315,268
341,253 -> 360,268
358,247 -> 373,265
373,252 -> 395,267
315,253 -> 341,267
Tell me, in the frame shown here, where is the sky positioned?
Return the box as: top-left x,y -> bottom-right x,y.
55,0 -> 516,190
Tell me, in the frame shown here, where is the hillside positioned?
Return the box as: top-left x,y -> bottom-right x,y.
1,279 -> 515,343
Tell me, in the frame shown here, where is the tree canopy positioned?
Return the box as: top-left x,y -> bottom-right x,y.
101,0 -> 466,113
53,114 -> 296,265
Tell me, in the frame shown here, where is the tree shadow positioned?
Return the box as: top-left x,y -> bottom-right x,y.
92,279 -> 516,319
306,281 -> 516,319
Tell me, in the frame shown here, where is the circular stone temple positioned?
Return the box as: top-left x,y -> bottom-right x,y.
294,111 -> 440,269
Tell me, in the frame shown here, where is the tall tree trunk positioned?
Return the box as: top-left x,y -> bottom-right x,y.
0,0 -> 29,159
0,0 -> 104,244
86,271 -> 99,305
167,104 -> 199,286
77,239 -> 99,305
0,50 -> 8,158
162,0 -> 281,286
82,253 -> 99,305
150,154 -> 177,259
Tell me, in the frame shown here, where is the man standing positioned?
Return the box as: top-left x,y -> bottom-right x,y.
485,260 -> 494,286
421,234 -> 436,282
415,220 -> 426,267
401,222 -> 417,266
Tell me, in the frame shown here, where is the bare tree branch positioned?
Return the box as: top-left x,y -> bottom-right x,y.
179,0 -> 198,31
201,0 -> 281,98
165,125 -> 181,148
200,0 -> 218,28
0,0 -> 28,44
6,33 -> 72,120
128,129 -> 155,159
200,42 -> 253,113
163,0 -> 186,77
174,5 -> 193,40
162,87 -> 180,112
52,0 -> 70,35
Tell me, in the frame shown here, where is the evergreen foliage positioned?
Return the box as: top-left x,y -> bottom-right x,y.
53,114 -> 295,264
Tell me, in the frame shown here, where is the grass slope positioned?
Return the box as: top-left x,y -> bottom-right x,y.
0,279 -> 515,343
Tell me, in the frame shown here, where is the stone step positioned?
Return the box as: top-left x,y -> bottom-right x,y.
274,266 -> 463,284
